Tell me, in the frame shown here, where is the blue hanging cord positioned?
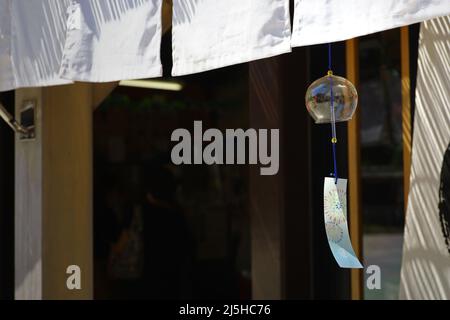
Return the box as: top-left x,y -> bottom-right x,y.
328,43 -> 332,71
328,43 -> 338,184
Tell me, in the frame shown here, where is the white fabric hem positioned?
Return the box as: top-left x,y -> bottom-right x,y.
60,64 -> 163,83
172,41 -> 292,77
1,79 -> 73,92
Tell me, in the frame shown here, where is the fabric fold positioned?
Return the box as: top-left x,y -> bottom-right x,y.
59,0 -> 163,82
171,0 -> 292,76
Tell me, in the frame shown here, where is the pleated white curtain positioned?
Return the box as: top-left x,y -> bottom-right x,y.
1,0 -> 450,91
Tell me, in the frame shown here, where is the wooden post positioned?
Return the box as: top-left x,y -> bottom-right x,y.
162,0 -> 173,34
346,38 -> 363,300
400,26 -> 412,213
15,82 -> 115,300
249,49 -> 312,299
93,82 -> 118,110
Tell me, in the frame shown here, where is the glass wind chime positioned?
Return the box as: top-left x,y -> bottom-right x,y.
305,44 -> 362,269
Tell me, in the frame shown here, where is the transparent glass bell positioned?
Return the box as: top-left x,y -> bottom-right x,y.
305,74 -> 358,124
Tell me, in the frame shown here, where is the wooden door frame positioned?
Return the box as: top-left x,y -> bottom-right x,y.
346,38 -> 363,300
346,26 -> 413,300
400,26 -> 412,213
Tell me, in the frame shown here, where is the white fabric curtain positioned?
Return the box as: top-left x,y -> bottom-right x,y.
291,0 -> 450,47
0,0 -> 13,91
59,0 -> 163,82
1,0 -> 450,91
0,0 -> 72,92
171,0 -> 292,76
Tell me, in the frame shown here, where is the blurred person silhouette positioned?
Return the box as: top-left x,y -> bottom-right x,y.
139,164 -> 194,299
94,172 -> 135,299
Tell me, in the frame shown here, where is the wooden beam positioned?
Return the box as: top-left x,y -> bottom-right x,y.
93,82 -> 118,110
162,0 -> 173,35
400,26 -> 412,214
346,38 -> 363,300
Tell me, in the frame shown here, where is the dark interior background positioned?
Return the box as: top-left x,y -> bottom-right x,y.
0,91 -> 15,300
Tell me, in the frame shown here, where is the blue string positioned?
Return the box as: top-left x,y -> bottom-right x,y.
332,138 -> 338,183
328,43 -> 338,184
328,43 -> 332,71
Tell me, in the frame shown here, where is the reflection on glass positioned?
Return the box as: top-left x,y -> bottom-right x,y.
305,74 -> 358,124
